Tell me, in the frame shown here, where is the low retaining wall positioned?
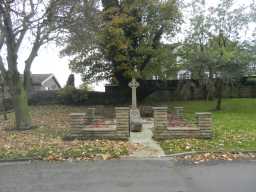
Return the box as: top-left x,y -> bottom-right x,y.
64,107 -> 130,140
153,107 -> 213,140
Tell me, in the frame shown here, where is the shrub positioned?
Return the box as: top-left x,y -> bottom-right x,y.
57,86 -> 88,105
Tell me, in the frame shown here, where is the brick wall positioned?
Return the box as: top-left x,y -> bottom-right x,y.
64,107 -> 130,140
153,107 -> 213,140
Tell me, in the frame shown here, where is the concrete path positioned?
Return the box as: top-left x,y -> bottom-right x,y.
128,118 -> 165,158
1,160 -> 256,192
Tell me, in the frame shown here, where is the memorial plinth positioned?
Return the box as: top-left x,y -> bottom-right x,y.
128,78 -> 142,132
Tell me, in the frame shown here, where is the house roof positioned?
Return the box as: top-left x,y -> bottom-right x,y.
26,74 -> 61,88
31,74 -> 53,85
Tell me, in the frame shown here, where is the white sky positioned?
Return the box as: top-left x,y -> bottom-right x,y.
21,0 -> 253,91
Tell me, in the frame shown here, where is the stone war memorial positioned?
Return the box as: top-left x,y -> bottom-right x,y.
66,76 -> 213,141
128,78 -> 143,132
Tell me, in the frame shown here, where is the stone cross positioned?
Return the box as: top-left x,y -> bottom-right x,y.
128,78 -> 139,109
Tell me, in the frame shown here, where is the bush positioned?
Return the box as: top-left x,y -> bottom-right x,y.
29,91 -> 59,105
57,86 -> 88,105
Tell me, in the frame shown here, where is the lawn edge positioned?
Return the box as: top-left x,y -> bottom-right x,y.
164,150 -> 256,158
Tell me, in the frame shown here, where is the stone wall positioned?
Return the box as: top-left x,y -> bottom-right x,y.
28,90 -> 129,106
153,107 -> 169,138
107,79 -> 256,103
27,79 -> 256,106
196,112 -> 213,138
174,107 -> 184,119
69,113 -> 86,129
153,107 -> 213,140
64,107 -> 130,140
115,107 -> 130,138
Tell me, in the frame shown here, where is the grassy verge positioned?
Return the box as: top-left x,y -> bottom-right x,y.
0,105 -> 137,161
161,98 -> 256,154
0,139 -> 130,161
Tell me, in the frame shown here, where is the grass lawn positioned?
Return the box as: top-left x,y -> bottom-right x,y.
161,98 -> 256,154
0,105 -> 138,161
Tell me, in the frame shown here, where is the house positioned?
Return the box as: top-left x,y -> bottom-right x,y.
0,73 -> 61,96
177,70 -> 192,80
29,74 -> 61,92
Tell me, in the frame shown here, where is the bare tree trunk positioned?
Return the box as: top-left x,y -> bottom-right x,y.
2,83 -> 7,120
10,73 -> 32,130
0,0 -> 58,130
1,4 -> 32,130
216,79 -> 223,111
24,69 -> 32,93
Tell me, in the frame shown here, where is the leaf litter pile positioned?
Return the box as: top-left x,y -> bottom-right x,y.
0,105 -> 141,161
176,152 -> 256,164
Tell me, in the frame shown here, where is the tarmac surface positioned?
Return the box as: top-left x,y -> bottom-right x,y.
0,159 -> 256,192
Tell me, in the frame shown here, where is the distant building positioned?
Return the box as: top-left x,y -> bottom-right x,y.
29,74 -> 61,92
177,70 -> 192,80
0,73 -> 61,97
247,63 -> 256,76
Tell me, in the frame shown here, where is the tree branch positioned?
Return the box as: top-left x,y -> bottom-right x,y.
0,2 -> 18,72
15,0 -> 37,51
139,26 -> 164,71
24,26 -> 41,72
0,55 -> 7,78
0,30 -> 4,49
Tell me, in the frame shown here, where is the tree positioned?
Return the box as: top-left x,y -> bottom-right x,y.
60,0 -> 182,85
180,0 -> 251,110
179,1 -> 215,100
0,74 -> 7,120
0,0 -> 62,130
66,74 -> 75,87
251,0 -> 256,26
250,0 -> 256,49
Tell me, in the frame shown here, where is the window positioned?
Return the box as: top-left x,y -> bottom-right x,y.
177,70 -> 191,80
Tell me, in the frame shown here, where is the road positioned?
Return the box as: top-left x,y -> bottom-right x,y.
0,159 -> 256,192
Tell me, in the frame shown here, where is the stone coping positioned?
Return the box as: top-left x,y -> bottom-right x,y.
195,112 -> 212,115
167,127 -> 200,131
81,128 -> 116,131
70,113 -> 86,116
115,107 -> 130,109
153,107 -> 168,110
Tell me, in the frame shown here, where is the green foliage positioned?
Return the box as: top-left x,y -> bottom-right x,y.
60,0 -> 182,83
79,82 -> 94,91
176,80 -> 197,100
181,0 -> 251,79
57,86 -> 88,105
179,0 -> 252,108
161,99 -> 256,154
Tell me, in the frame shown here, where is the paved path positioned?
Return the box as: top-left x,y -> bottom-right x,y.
0,160 -> 256,192
129,118 -> 165,158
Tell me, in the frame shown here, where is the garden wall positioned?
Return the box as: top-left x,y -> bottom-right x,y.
64,107 -> 130,140
27,78 -> 256,106
28,90 -> 129,106
153,107 -> 213,140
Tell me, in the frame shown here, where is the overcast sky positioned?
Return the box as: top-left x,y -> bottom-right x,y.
22,0 -> 253,91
